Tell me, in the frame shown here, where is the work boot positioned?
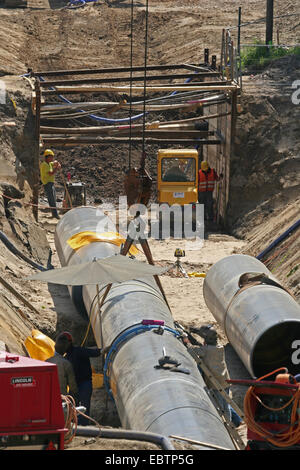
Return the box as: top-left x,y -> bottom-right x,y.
51,210 -> 60,219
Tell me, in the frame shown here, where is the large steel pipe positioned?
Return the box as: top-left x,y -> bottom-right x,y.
203,254 -> 300,378
55,207 -> 234,450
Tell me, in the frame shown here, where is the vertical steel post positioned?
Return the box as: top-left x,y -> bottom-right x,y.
220,29 -> 225,78
204,48 -> 209,64
266,0 -> 274,45
33,78 -> 41,222
238,7 -> 243,89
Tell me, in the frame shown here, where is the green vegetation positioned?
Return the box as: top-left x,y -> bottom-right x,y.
240,41 -> 300,70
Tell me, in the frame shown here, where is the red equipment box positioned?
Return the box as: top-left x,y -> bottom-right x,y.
0,351 -> 67,450
246,382 -> 300,450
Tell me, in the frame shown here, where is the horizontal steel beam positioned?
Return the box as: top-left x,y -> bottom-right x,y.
41,137 -> 221,146
33,64 -> 219,77
40,74 -> 225,87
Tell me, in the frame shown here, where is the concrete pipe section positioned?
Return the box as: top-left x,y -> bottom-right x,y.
55,207 -> 235,450
203,254 -> 300,378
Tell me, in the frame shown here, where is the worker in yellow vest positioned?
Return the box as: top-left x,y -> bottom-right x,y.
40,149 -> 61,219
198,161 -> 222,222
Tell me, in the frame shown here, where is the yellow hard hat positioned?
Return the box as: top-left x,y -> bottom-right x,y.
201,161 -> 209,171
44,149 -> 54,158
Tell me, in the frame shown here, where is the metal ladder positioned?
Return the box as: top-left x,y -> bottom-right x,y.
187,345 -> 246,450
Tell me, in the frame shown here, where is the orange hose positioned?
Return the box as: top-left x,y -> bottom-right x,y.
243,369 -> 300,448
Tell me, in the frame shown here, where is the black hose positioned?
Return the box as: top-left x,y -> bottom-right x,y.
256,219 -> 300,260
75,425 -> 175,450
0,230 -> 51,272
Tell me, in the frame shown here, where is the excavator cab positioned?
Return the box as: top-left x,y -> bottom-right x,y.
157,149 -> 199,235
157,148 -> 198,206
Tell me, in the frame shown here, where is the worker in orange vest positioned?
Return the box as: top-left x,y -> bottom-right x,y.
198,161 -> 222,222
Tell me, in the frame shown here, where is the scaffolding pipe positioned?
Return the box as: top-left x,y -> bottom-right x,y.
203,254 -> 300,378
54,207 -> 235,450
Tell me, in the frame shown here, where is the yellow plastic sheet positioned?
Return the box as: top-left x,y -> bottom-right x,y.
25,329 -> 55,361
187,272 -> 206,278
92,367 -> 104,389
67,231 -> 139,256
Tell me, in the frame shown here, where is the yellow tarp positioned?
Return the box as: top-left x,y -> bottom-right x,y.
92,367 -> 104,389
25,331 -> 103,388
187,272 -> 206,278
25,329 -> 55,361
67,231 -> 139,256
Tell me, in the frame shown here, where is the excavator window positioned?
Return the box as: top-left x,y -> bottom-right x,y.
162,158 -> 195,183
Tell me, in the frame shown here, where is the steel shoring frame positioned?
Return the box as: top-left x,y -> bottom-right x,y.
33,60 -> 238,149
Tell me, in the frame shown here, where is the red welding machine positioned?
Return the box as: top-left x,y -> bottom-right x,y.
0,351 -> 67,450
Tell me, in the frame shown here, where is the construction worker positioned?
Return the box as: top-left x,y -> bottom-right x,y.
46,335 -> 78,400
198,161 -> 222,222
187,325 -> 242,428
60,331 -> 101,426
40,149 -> 61,219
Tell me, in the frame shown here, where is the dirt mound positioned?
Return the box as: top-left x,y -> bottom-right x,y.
228,55 -> 300,298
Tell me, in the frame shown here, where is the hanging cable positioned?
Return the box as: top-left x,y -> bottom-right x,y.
141,0 -> 149,159
128,0 -> 134,170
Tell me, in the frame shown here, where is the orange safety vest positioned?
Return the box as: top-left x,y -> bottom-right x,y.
198,168 -> 218,192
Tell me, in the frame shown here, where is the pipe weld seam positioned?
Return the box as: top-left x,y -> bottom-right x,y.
145,405 -> 225,433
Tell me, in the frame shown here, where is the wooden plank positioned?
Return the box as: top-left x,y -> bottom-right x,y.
41,131 -> 213,139
0,275 -> 41,317
40,126 -> 214,136
188,346 -> 244,419
187,346 -> 245,450
40,100 -> 225,115
41,84 -> 238,95
39,99 -> 227,120
169,435 -> 232,451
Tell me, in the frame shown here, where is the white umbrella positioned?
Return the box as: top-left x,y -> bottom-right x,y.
26,254 -> 168,286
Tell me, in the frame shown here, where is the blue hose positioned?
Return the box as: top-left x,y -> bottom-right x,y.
256,219 -> 300,260
103,323 -> 181,399
38,76 -> 146,125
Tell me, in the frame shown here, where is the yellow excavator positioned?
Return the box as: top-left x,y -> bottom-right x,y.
157,148 -> 198,206
124,147 -> 200,237
157,148 -> 199,232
